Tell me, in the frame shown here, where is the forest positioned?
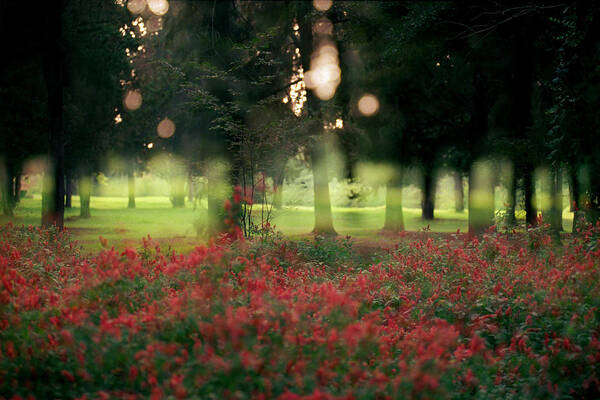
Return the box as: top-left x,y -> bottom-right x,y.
1,1 -> 600,398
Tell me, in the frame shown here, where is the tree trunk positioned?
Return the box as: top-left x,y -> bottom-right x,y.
128,170 -> 136,209
468,160 -> 495,236
187,172 -> 194,205
171,177 -> 186,208
65,174 -> 73,208
79,175 -> 91,219
383,171 -> 404,232
272,173 -> 284,209
505,170 -> 517,226
549,167 -> 563,235
1,163 -> 14,216
41,5 -> 65,229
422,166 -> 435,220
588,161 -> 600,225
454,171 -> 464,212
13,170 -> 21,204
569,165 -> 584,231
312,143 -> 336,236
568,168 -> 576,212
206,161 -> 229,235
523,165 -> 537,226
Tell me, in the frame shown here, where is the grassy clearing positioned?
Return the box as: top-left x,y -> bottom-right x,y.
1,195 -> 574,252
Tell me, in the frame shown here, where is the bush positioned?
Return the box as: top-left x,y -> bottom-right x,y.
1,223 -> 600,398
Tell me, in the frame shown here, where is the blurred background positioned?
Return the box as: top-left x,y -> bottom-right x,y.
1,0 -> 598,250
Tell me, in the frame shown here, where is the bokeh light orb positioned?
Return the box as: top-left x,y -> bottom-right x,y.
313,0 -> 333,12
123,90 -> 142,111
358,94 -> 379,117
127,0 -> 146,14
147,0 -> 169,16
314,18 -> 333,35
157,118 -> 175,138
146,16 -> 163,33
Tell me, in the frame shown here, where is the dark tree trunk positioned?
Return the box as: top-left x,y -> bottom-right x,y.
568,167 -> 577,212
79,175 -> 91,219
588,162 -> 600,225
549,167 -> 563,235
41,5 -> 65,228
311,143 -> 336,236
2,167 -> 14,217
383,172 -> 404,232
505,170 -> 517,226
13,169 -> 21,204
523,165 -> 537,226
569,165 -> 583,231
127,170 -> 135,209
454,171 -> 464,212
65,173 -> 73,208
272,173 -> 284,209
422,166 -> 435,220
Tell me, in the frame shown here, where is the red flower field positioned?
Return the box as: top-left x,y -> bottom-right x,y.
1,222 -> 600,399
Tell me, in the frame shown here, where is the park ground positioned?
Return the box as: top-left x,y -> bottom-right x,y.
0,194 -> 575,253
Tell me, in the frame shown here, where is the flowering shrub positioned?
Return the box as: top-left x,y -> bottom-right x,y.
1,222 -> 600,399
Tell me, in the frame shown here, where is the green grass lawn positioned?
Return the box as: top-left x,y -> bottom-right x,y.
1,195 -> 574,253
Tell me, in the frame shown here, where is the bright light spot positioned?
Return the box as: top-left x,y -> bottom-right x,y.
436,62 -> 441,67
293,23 -> 300,31
324,118 -> 343,130
123,90 -> 142,111
146,16 -> 163,33
132,16 -> 148,37
147,142 -> 154,149
358,94 -> 379,117
313,0 -> 332,11
285,41 -> 307,117
314,18 -> 333,35
115,113 -> 123,124
305,39 -> 341,101
147,0 -> 169,16
157,118 -> 175,138
127,0 -> 146,14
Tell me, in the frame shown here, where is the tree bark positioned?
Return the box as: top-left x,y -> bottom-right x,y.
1,164 -> 14,217
41,4 -> 65,228
311,142 -> 336,236
468,160 -> 495,236
127,170 -> 136,209
422,166 -> 435,220
13,169 -> 21,204
65,173 -> 73,208
505,170 -> 517,226
568,168 -> 576,212
454,171 -> 464,212
383,171 -> 404,232
42,2 -> 66,229
549,167 -> 563,235
523,165 -> 537,226
272,173 -> 284,209
206,161 -> 229,235
569,165 -> 584,231
79,175 -> 91,219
